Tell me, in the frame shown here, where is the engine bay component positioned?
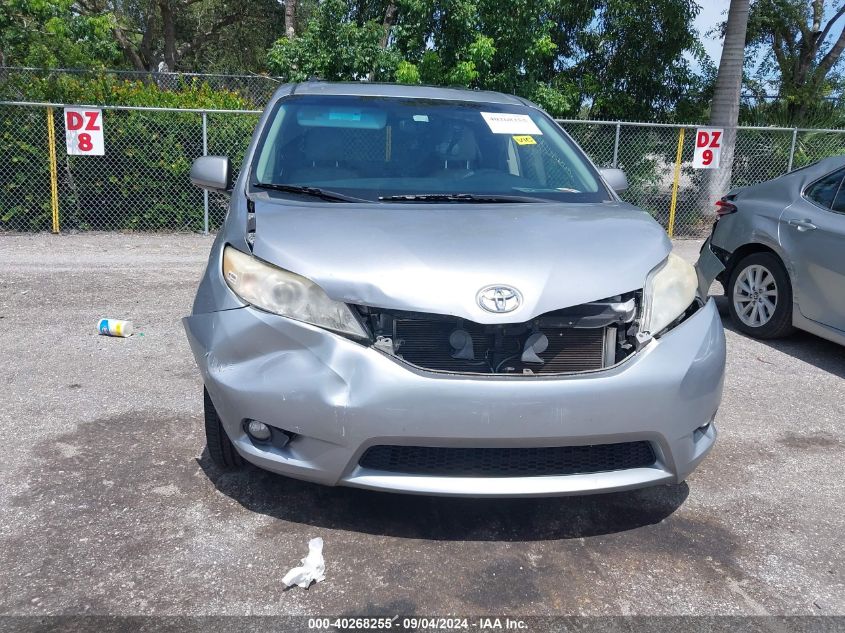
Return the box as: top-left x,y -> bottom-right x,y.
358,293 -> 641,376
521,332 -> 549,364
374,335 -> 396,355
449,328 -> 476,360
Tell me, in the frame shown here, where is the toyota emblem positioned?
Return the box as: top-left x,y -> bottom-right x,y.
477,285 -> 522,313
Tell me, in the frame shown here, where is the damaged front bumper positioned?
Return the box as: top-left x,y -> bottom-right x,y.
183,299 -> 725,497
696,236 -> 727,297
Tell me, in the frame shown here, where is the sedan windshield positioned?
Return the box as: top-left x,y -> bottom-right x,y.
252,95 -> 608,203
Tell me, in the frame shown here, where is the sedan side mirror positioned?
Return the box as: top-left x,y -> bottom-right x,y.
190,156 -> 232,192
599,168 -> 628,193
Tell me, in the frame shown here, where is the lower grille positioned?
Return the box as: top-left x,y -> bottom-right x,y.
359,442 -> 656,477
394,319 -> 606,374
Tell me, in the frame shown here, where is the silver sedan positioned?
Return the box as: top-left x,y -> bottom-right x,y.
699,156 -> 845,345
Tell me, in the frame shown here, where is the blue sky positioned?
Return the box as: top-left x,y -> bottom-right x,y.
695,0 -> 730,65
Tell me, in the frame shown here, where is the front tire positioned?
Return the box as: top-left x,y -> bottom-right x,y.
727,252 -> 795,339
204,387 -> 244,470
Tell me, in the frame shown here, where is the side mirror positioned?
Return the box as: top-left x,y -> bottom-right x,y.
599,168 -> 628,193
190,156 -> 231,192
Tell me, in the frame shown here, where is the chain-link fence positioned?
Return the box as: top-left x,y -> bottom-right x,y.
1,101 -> 260,232
563,119 -> 845,237
4,100 -> 845,236
0,66 -> 279,107
5,66 -> 811,109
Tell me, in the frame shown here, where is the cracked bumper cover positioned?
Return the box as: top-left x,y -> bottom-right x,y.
183,299 -> 725,497
696,236 -> 727,297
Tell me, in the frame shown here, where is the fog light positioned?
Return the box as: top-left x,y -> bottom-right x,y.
246,420 -> 271,441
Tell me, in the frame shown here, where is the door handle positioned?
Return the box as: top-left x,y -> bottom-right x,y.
788,218 -> 818,232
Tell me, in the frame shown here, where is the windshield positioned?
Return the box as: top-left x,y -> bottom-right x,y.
251,95 -> 608,203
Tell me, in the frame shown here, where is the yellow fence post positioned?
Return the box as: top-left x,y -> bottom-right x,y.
46,107 -> 60,234
667,127 -> 685,239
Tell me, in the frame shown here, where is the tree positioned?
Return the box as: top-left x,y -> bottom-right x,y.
385,0 -> 589,112
267,0 -> 708,119
747,0 -> 845,121
285,0 -> 297,39
181,0 -> 286,72
573,0 -> 709,121
74,0 -> 284,72
709,0 -> 750,203
267,0 -> 400,81
0,0 -> 122,68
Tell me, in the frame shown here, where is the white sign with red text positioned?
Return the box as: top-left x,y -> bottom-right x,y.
693,127 -> 722,169
64,107 -> 105,155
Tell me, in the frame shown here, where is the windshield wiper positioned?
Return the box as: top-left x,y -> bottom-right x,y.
253,182 -> 368,203
378,193 -> 547,203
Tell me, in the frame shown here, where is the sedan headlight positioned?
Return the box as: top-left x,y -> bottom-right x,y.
222,246 -> 369,340
641,253 -> 698,336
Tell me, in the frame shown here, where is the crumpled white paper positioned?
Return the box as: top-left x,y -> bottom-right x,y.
282,537 -> 326,589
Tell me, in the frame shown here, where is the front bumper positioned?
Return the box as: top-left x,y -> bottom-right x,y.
697,236 -> 727,297
183,300 -> 725,497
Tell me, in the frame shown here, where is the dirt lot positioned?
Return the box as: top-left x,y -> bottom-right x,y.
0,234 -> 843,621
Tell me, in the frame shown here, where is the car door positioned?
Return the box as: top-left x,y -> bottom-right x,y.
780,166 -> 845,332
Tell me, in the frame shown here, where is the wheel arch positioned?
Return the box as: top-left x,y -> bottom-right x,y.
723,244 -> 796,338
720,242 -> 792,288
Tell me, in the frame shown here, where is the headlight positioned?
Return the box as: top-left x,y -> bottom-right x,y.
641,253 -> 698,336
222,246 -> 369,340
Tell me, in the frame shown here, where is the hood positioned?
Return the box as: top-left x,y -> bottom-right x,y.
252,199 -> 670,324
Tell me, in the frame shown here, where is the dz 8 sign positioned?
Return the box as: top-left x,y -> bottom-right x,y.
693,127 -> 722,169
64,107 -> 105,155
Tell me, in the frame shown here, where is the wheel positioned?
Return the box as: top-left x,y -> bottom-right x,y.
204,387 -> 244,470
727,252 -> 795,339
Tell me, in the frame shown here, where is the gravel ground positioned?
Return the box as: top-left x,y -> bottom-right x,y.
0,233 -> 843,619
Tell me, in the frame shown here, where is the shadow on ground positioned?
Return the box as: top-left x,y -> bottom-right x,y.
198,451 -> 689,542
713,295 -> 845,379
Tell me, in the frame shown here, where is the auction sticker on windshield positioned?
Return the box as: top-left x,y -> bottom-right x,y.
481,112 -> 542,135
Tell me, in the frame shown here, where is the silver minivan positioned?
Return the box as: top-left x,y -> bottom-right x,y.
184,82 -> 725,497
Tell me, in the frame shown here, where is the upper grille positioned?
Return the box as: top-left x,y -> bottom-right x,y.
393,319 -> 606,375
359,442 -> 657,477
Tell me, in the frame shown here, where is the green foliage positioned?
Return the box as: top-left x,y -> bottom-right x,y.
530,82 -> 578,118
418,50 -> 445,83
746,0 -> 845,121
4,0 -> 710,120
0,0 -> 285,73
1,70 -> 251,107
740,98 -> 845,129
267,0 -> 401,80
0,0 -> 123,68
178,0 -> 286,73
573,0 -> 708,120
0,75 -> 254,231
394,59 -> 421,84
266,0 -> 708,120
1,107 -> 52,230
738,100 -> 845,180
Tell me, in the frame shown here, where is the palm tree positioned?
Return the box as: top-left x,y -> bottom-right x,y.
708,0 -> 751,205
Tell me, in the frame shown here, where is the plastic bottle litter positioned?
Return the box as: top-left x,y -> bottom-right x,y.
282,537 -> 325,589
98,318 -> 133,338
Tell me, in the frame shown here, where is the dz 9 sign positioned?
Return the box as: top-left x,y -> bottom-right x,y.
693,127 -> 722,169
64,107 -> 105,156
